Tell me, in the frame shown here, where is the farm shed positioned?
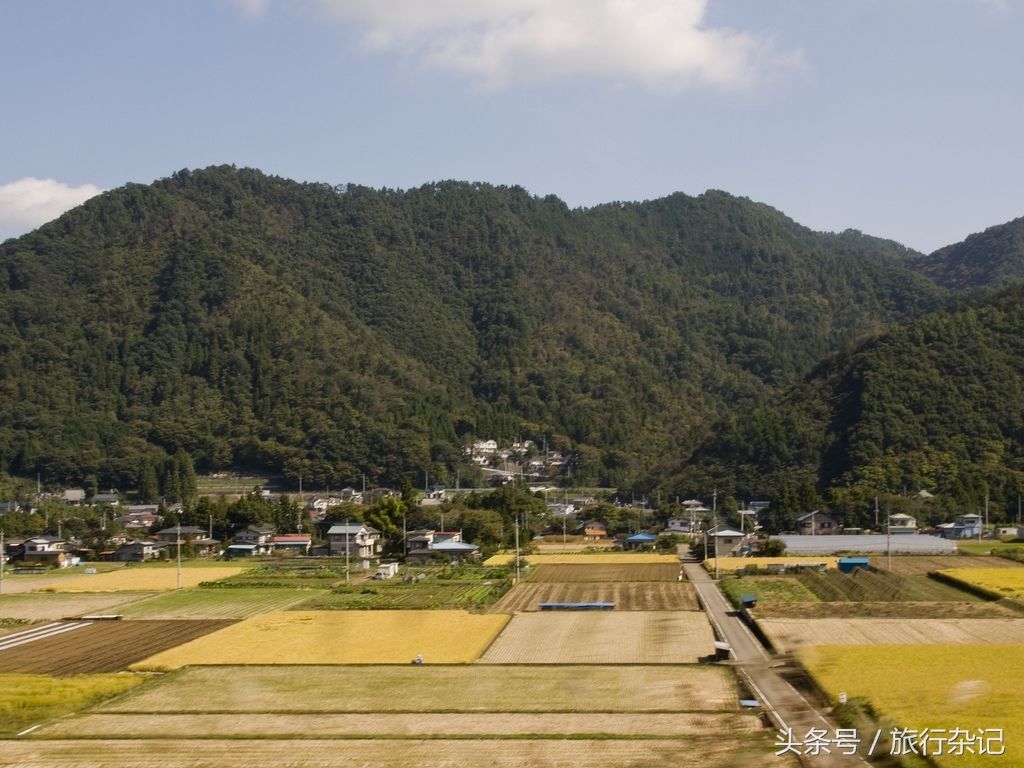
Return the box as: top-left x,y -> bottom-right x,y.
838,557 -> 870,574
624,532 -> 658,550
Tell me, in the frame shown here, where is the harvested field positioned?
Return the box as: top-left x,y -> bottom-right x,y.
490,581 -> 698,612
752,600 -> 1018,619
116,588 -> 318,619
485,553 -> 679,566
44,567 -> 246,592
801,644 -> 1024,768
38,711 -> 761,738
938,567 -> 1024,598
760,617 -> 1024,652
132,611 -> 510,669
0,592 -> 154,621
102,664 -> 738,713
0,738 -> 787,768
0,620 -> 233,674
526,563 -> 680,582
879,555 -> 1024,575
479,611 -> 714,664
708,557 -> 838,573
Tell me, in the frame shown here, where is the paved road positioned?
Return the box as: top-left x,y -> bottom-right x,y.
684,557 -> 869,767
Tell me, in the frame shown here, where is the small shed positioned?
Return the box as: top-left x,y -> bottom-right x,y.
838,556 -> 870,574
624,532 -> 658,550
740,594 -> 758,608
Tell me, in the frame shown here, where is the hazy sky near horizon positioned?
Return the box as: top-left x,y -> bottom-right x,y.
1,0 -> 1021,252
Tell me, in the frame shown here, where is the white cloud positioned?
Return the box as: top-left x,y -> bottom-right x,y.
227,0 -> 272,18
311,0 -> 801,90
0,177 -> 104,236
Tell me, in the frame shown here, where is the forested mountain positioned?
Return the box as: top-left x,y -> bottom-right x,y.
0,165 -> 961,492
911,216 -> 1024,291
685,284 -> 1024,526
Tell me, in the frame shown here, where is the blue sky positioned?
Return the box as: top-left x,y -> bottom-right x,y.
1,0 -> 1021,253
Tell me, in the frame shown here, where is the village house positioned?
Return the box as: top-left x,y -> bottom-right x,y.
20,536 -> 75,567
796,510 -> 841,535
233,526 -> 275,554
887,513 -> 918,535
578,519 -> 608,541
62,489 -> 86,506
665,517 -> 692,533
271,534 -> 312,555
709,529 -> 749,557
326,523 -> 382,567
405,530 -> 478,564
114,540 -> 166,562
936,512 -> 984,539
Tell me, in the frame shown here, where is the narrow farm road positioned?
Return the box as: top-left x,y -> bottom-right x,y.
683,557 -> 870,767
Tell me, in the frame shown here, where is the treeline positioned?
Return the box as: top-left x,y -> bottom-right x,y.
682,284 -> 1024,528
0,165 -> 957,492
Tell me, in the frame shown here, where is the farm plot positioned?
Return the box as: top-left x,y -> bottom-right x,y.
115,588 -> 319,619
0,673 -> 143,736
303,580 -> 508,611
103,664 -> 739,713
938,567 -> 1024,598
45,567 -> 246,592
0,592 -> 155,621
880,555 -> 1023,575
0,620 -> 233,674
708,557 -> 838,573
752,601 -> 1017,619
797,568 -> 982,602
132,611 -> 510,669
526,563 -> 680,582
479,611 -> 714,664
759,617 -> 1024,653
0,738 -> 788,768
38,711 -> 760,739
801,644 -> 1024,768
485,553 -> 679,566
490,581 -> 698,612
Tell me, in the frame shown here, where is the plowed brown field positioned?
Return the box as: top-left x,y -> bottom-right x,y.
0,620 -> 233,674
526,563 -> 681,582
490,581 -> 698,612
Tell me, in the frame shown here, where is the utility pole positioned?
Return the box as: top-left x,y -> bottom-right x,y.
345,517 -> 351,585
176,518 -> 182,590
512,514 -> 520,585
1,528 -> 5,596
886,508 -> 892,572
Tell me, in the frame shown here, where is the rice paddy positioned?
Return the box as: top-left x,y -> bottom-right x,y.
801,644 -> 1024,768
131,610 -> 511,669
937,567 -> 1024,598
43,567 -> 246,592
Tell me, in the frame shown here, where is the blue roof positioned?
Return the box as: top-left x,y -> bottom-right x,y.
626,532 -> 657,542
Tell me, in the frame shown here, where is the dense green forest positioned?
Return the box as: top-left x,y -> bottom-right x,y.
0,165 -> 1018,503
911,216 -> 1024,291
684,284 -> 1024,527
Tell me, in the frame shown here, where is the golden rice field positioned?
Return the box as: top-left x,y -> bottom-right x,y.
938,567 -> 1024,598
42,567 -> 246,592
478,611 -> 714,664
760,617 -> 1024,652
102,664 -> 738,713
706,557 -> 838,573
484,552 -> 679,566
131,611 -> 510,669
800,644 -> 1024,768
0,673 -> 143,735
